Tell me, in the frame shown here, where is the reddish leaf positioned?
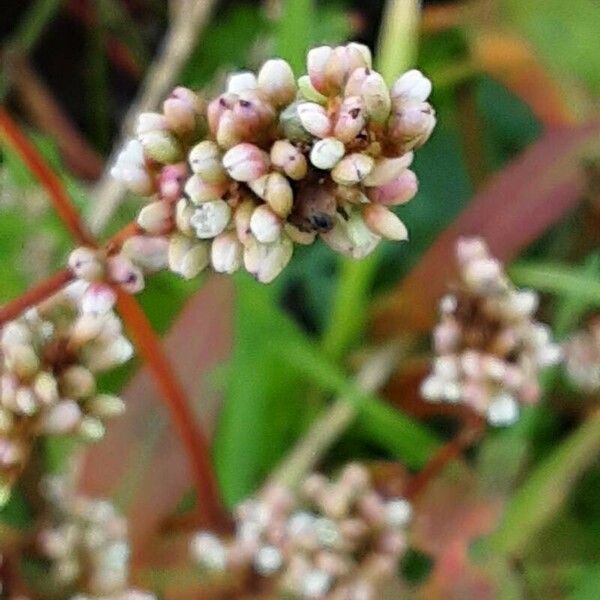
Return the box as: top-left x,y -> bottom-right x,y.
372,120 -> 600,335
78,276 -> 234,564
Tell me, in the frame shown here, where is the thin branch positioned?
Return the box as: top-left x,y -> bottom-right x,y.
0,269 -> 73,323
404,412 -> 485,499
114,289 -> 230,532
0,108 -> 97,246
269,343 -> 403,488
88,0 -> 218,234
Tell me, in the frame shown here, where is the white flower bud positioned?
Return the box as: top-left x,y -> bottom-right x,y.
226,71 -> 258,94
188,141 -> 226,183
392,69 -> 432,102
139,129 -> 182,164
5,344 -> 40,379
270,140 -> 308,180
120,236 -> 169,273
244,236 -> 293,283
78,416 -> 106,441
297,102 -> 332,138
184,174 -> 227,205
41,400 -> 82,434
250,205 -> 282,243
249,172 -> 293,218
257,59 -> 296,107
175,199 -> 195,235
321,209 -> 380,259
310,137 -> 345,170
168,234 -> 210,279
297,75 -> 327,103
33,372 -> 59,405
487,393 -> 519,426
211,232 -> 243,274
68,247 -> 105,281
222,143 -> 270,182
190,532 -> 227,571
233,200 -> 255,245
190,200 -> 232,239
331,153 -> 374,185
363,153 -> 413,187
137,201 -> 172,234
85,394 -> 126,418
81,283 -> 116,315
60,365 -> 96,399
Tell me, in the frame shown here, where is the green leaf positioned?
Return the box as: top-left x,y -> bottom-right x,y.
488,412 -> 600,557
276,0 -> 315,74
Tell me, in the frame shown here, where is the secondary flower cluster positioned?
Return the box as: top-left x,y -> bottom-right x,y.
421,238 -> 562,426
191,464 -> 411,599
111,43 -> 435,283
36,475 -> 154,600
0,283 -> 131,500
563,317 -> 600,393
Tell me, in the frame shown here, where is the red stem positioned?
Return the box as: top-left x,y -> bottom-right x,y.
0,268 -> 73,323
404,413 -> 485,500
0,107 -> 97,246
115,289 -> 231,531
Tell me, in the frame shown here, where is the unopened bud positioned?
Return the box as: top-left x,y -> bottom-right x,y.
207,93 -> 235,135
110,140 -> 154,196
361,71 -> 391,122
257,59 -> 296,107
60,365 -> 96,399
223,143 -> 270,182
367,169 -> 418,206
85,394 -> 126,418
279,103 -> 313,143
233,200 -> 255,245
226,71 -> 258,94
163,87 -> 203,134
297,102 -> 332,138
249,172 -> 293,218
78,416 -> 105,441
42,400 -> 82,434
321,209 -> 380,260
244,236 -> 293,284
184,174 -> 228,205
120,236 -> 169,273
215,109 -> 241,149
331,153 -> 374,185
33,372 -> 59,405
68,247 -> 105,281
363,205 -> 408,240
175,199 -> 195,234
107,255 -> 145,294
189,141 -> 226,183
211,232 -> 243,274
363,154 -> 413,187
139,129 -> 182,164
388,101 -> 436,151
285,223 -> 316,245
81,283 -> 116,315
6,344 -> 39,379
168,234 -> 210,279
270,140 -> 308,180
298,75 -> 327,104
189,200 -> 232,239
333,96 -> 366,142
310,137 -> 345,170
158,162 -> 188,201
391,69 -> 432,102
137,200 -> 172,234
250,205 -> 282,243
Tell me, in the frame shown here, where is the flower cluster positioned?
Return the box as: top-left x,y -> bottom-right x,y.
191,464 -> 411,599
111,43 -> 435,283
0,283 -> 132,500
421,238 -> 562,426
563,317 -> 600,393
36,475 -> 154,600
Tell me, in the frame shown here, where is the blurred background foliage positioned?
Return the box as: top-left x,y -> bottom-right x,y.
0,0 -> 599,598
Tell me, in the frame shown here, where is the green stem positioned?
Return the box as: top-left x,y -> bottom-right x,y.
10,0 -> 64,53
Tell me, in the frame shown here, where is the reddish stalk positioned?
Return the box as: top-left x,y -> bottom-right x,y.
0,268 -> 73,323
115,289 -> 231,532
404,413 -> 485,500
0,107 -> 97,246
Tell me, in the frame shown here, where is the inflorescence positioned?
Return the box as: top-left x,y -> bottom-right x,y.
191,464 -> 411,599
421,238 -> 562,426
98,43 -> 435,286
0,283 -> 131,501
36,474 -> 154,600
563,317 -> 600,393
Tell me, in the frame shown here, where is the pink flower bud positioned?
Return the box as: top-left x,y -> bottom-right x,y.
211,232 -> 243,274
188,141 -> 226,183
333,96 -> 366,143
137,201 -> 172,234
331,153 -> 374,185
367,168 -> 418,206
270,140 -> 308,180
81,283 -> 116,315
190,200 -> 232,239
222,143 -> 270,182
363,153 -> 413,187
388,100 -> 436,152
207,93 -> 236,136
68,247 -> 105,281
163,86 -> 203,134
249,172 -> 293,218
257,59 -> 296,107
391,69 -> 432,102
215,109 -> 242,149
307,45 -> 334,95
297,102 -> 332,138
41,400 -> 81,434
344,67 -> 370,97
158,162 -> 189,201
250,205 -> 282,243
363,205 -> 408,240
107,255 -> 145,294
243,236 -> 293,283
232,91 -> 275,138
